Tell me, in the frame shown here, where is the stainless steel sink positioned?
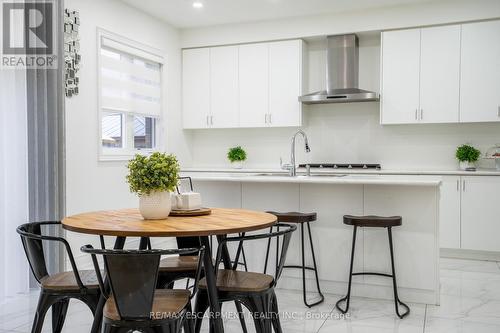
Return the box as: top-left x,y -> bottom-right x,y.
254,173 -> 347,178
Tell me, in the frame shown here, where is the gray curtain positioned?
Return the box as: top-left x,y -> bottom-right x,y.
26,0 -> 66,281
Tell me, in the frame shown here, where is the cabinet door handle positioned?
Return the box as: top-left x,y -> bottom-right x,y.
269,114 -> 272,124
206,115 -> 209,126
265,114 -> 268,124
463,179 -> 466,192
497,106 -> 500,117
420,109 -> 423,120
210,115 -> 213,125
415,109 -> 418,120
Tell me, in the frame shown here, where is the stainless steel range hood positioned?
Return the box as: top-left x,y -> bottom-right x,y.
300,34 -> 379,104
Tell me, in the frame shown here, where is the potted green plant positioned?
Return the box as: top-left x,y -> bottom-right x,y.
126,152 -> 180,219
227,146 -> 247,169
456,144 -> 481,170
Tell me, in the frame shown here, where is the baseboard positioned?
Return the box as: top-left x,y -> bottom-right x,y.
441,248 -> 500,261
278,275 -> 438,305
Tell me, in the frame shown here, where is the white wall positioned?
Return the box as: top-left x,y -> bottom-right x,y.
64,0 -> 185,267
188,36 -> 500,170
181,0 -> 500,48
189,108 -> 500,170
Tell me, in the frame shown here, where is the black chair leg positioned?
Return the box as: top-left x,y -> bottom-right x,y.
90,292 -> 106,333
302,222 -> 324,308
235,301 -> 248,333
336,226 -> 357,314
194,290 -> 210,333
270,291 -> 282,333
387,227 -> 410,319
31,292 -> 55,333
51,299 -> 69,333
247,294 -> 273,333
101,323 -> 112,333
183,302 -> 195,333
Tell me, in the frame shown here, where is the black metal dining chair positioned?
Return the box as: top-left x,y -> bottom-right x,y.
194,223 -> 297,333
16,221 -> 101,333
157,177 -> 248,288
81,245 -> 204,333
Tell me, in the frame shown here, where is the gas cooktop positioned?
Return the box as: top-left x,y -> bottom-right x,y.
298,163 -> 381,170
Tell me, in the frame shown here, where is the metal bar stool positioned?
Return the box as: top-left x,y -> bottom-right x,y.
336,215 -> 410,319
264,211 -> 324,308
177,176 -> 249,271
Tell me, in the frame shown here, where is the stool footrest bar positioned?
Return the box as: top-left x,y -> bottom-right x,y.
352,272 -> 393,278
283,265 -> 317,271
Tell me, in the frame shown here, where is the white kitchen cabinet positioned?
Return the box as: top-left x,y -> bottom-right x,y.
239,43 -> 269,127
182,40 -> 303,129
419,25 -> 461,123
268,40 -> 303,127
381,29 -> 421,124
381,26 -> 461,124
210,46 -> 239,128
439,176 -> 461,249
461,176 -> 500,252
182,48 -> 210,129
460,20 -> 500,123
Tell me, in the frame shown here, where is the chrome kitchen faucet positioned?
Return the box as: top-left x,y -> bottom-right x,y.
281,130 -> 311,176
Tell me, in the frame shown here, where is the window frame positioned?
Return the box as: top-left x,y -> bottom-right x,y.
97,28 -> 165,161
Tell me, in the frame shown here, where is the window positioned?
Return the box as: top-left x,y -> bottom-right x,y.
98,31 -> 163,159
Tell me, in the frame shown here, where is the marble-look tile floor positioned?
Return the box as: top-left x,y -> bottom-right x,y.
2,257 -> 500,333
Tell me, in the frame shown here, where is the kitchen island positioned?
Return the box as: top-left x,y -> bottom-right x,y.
182,171 -> 442,305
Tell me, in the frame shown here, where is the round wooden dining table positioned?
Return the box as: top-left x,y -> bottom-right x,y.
62,207 -> 277,333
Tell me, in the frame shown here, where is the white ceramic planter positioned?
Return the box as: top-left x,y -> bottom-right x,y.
231,161 -> 244,169
459,161 -> 476,170
139,191 -> 171,220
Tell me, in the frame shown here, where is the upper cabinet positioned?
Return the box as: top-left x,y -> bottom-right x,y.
210,46 -> 239,128
182,46 -> 239,129
460,20 -> 500,123
420,25 -> 461,124
182,48 -> 210,129
182,40 -> 304,129
381,20 -> 500,125
239,43 -> 269,127
268,40 -> 303,127
380,29 -> 421,124
381,26 -> 460,124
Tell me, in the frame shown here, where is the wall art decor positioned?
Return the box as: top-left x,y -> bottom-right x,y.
64,9 -> 80,97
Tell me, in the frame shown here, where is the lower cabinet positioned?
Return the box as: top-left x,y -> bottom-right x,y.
439,176 -> 461,248
461,176 -> 500,252
440,175 -> 500,252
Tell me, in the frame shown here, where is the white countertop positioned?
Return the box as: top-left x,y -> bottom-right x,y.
182,166 -> 500,176
181,171 -> 442,186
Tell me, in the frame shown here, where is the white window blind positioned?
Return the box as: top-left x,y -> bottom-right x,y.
100,37 -> 162,117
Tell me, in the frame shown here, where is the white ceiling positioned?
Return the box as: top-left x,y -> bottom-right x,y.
120,0 -> 433,29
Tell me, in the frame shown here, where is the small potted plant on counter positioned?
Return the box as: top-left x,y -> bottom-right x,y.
126,152 -> 180,219
456,144 -> 481,170
227,146 -> 247,169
